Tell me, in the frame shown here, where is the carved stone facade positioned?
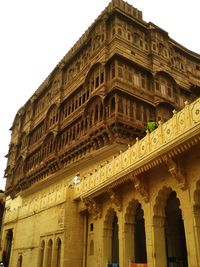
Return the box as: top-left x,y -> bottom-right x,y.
1,1 -> 200,267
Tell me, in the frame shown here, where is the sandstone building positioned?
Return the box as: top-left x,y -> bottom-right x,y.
2,0 -> 200,267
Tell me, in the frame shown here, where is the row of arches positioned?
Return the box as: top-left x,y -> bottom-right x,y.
38,237 -> 61,267
87,181 -> 200,267
104,190 -> 188,267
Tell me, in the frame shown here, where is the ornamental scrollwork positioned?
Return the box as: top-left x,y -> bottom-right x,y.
163,156 -> 187,190
130,174 -> 149,202
107,189 -> 122,211
83,198 -> 102,220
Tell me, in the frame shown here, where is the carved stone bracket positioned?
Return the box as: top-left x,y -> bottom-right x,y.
130,174 -> 149,202
83,198 -> 102,220
163,156 -> 187,190
107,189 -> 122,211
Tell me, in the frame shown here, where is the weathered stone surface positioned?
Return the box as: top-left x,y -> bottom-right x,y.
1,1 -> 200,266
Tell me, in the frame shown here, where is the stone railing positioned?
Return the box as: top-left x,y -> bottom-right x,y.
73,98 -> 200,199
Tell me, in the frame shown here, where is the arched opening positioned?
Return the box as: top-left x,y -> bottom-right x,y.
153,188 -> 188,267
38,240 -> 45,267
165,191 -> 188,266
3,229 -> 13,267
193,180 -> 200,263
46,239 -> 53,267
112,213 -> 119,264
124,200 -> 147,266
135,204 -> 147,263
55,238 -> 61,267
103,208 -> 119,266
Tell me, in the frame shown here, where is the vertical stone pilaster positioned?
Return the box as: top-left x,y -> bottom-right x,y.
143,204 -> 154,267
118,212 -> 123,267
103,226 -> 112,267
51,240 -> 57,267
122,222 -> 135,267
193,207 -> 200,267
151,215 -> 167,267
43,242 -> 48,267
182,202 -> 200,267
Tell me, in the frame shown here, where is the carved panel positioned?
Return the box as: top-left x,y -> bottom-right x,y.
107,189 -> 122,211
83,198 -> 102,220
163,156 -> 187,190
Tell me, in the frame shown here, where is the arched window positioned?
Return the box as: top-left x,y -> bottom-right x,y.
38,240 -> 45,267
55,238 -> 61,267
47,239 -> 53,267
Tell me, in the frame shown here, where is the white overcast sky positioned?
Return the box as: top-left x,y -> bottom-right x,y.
0,0 -> 199,191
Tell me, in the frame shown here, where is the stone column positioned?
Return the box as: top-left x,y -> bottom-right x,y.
37,245 -> 44,267
181,202 -> 200,267
151,215 -> 167,267
51,240 -> 57,267
122,222 -> 135,267
115,95 -> 119,115
193,206 -> 200,266
102,226 -> 112,267
43,242 -> 49,267
143,204 -> 154,267
118,212 -> 124,267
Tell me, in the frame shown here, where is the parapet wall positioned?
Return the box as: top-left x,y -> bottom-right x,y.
74,98 -> 200,199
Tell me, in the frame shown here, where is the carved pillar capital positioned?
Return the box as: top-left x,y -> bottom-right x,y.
129,173 -> 149,202
163,156 -> 187,190
107,188 -> 122,211
83,198 -> 101,220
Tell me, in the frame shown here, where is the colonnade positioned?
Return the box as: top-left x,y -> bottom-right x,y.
90,182 -> 200,267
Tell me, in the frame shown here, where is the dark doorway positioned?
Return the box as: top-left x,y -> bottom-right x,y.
112,212 -> 119,264
135,203 -> 147,263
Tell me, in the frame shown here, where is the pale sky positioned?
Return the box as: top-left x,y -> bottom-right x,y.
0,0 -> 199,191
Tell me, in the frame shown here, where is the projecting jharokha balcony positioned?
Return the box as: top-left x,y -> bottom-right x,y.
73,98 -> 200,199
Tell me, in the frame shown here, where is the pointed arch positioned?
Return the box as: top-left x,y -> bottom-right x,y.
103,208 -> 119,266
45,104 -> 59,130
124,199 -> 147,265
153,187 -> 188,267
83,95 -> 104,128
46,239 -> 53,267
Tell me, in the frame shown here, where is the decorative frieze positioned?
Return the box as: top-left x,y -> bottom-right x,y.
4,181 -> 68,223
